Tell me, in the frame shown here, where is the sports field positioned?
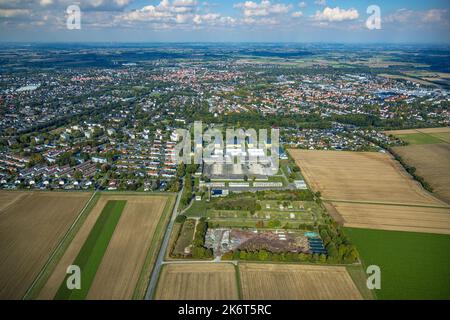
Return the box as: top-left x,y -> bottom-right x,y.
392,143 -> 450,203
154,263 -> 239,300
38,193 -> 173,300
239,263 -> 362,300
0,191 -> 91,299
345,227 -> 450,299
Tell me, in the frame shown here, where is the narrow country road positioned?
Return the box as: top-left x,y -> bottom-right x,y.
144,186 -> 184,300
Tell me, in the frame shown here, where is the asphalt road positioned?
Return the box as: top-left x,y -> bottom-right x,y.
144,186 -> 184,300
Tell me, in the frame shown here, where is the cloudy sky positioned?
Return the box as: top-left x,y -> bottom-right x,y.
0,0 -> 449,43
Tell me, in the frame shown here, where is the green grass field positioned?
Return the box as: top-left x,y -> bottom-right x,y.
396,132 -> 443,145
172,219 -> 196,256
429,132 -> 450,143
54,200 -> 126,300
345,227 -> 450,300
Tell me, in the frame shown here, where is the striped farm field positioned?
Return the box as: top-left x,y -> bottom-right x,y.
154,263 -> 239,300
239,263 -> 362,300
0,191 -> 91,299
288,150 -> 443,206
392,143 -> 450,203
330,202 -> 450,235
288,149 -> 450,234
37,193 -> 174,300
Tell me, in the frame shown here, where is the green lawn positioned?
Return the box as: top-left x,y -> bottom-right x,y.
345,227 -> 450,300
396,132 -> 443,145
54,200 -> 126,300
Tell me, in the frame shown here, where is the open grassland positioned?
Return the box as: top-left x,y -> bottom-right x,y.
288,150 -> 443,206
345,228 -> 450,299
38,193 -> 173,300
55,200 -> 126,300
239,263 -> 362,300
392,143 -> 450,203
330,202 -> 450,235
0,191 -> 90,299
154,263 -> 239,300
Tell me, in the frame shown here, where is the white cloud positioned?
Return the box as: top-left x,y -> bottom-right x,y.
173,0 -> 197,6
234,1 -> 291,18
298,2 -> 307,9
292,11 -> 303,18
314,7 -> 359,22
421,9 -> 447,23
39,0 -> 53,6
384,8 -> 448,25
314,0 -> 326,6
0,8 -> 30,17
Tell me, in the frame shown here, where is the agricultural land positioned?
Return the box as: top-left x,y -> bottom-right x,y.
36,193 -> 175,300
0,191 -> 91,299
154,263 -> 239,300
386,127 -> 450,203
288,149 -> 450,235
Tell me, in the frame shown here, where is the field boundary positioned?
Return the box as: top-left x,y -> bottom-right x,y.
234,263 -> 243,300
23,191 -> 98,300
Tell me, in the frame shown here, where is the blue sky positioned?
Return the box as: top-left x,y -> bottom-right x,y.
0,0 -> 449,43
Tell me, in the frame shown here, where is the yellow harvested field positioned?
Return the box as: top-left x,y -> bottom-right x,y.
330,202 -> 450,234
38,194 -> 170,300
239,263 -> 362,300
0,192 -> 91,299
155,263 -> 239,300
288,150 -> 444,206
393,144 -> 450,203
